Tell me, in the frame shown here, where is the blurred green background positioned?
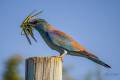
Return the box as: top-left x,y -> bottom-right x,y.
0,0 -> 120,80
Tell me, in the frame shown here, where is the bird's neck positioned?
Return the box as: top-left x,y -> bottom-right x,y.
34,22 -> 48,32
34,22 -> 56,33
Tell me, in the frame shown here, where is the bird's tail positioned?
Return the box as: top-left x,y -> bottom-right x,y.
73,51 -> 111,68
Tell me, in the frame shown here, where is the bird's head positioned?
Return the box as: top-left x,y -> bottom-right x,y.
20,11 -> 43,44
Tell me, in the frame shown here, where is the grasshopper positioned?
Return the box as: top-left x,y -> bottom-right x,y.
20,11 -> 42,44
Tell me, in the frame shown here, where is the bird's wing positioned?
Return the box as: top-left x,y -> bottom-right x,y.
47,29 -> 85,51
47,28 -> 111,68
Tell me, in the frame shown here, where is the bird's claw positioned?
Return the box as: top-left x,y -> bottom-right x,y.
52,56 -> 64,62
59,56 -> 64,62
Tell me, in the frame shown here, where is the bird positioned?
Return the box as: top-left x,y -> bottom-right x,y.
20,11 -> 111,68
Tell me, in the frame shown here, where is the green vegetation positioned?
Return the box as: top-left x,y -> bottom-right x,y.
3,55 -> 22,80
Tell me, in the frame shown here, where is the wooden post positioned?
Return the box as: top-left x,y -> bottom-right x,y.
25,56 -> 62,80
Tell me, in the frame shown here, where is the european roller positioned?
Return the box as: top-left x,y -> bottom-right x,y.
21,11 -> 111,68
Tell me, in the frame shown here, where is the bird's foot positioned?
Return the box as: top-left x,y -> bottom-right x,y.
59,56 -> 64,62
51,56 -> 64,62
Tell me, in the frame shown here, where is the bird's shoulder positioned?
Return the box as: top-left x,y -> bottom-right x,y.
47,25 -> 73,41
46,25 -> 85,51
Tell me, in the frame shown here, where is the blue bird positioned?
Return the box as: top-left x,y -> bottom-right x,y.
20,11 -> 111,68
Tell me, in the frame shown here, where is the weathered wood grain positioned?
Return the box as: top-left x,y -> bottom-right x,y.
25,56 -> 62,80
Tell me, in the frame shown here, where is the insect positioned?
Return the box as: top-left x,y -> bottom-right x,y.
20,11 -> 42,44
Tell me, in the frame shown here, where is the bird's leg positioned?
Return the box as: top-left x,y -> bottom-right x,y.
59,50 -> 67,61
60,50 -> 67,57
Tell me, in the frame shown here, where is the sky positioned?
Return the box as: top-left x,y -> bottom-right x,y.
0,0 -> 120,80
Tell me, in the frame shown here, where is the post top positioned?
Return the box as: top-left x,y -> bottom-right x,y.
26,56 -> 62,63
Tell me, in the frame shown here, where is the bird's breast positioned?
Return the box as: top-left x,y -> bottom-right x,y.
39,31 -> 63,53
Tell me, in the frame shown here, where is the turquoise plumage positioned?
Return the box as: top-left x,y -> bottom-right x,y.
20,12 -> 111,68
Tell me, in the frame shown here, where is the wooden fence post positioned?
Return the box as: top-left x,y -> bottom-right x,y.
25,56 -> 62,80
